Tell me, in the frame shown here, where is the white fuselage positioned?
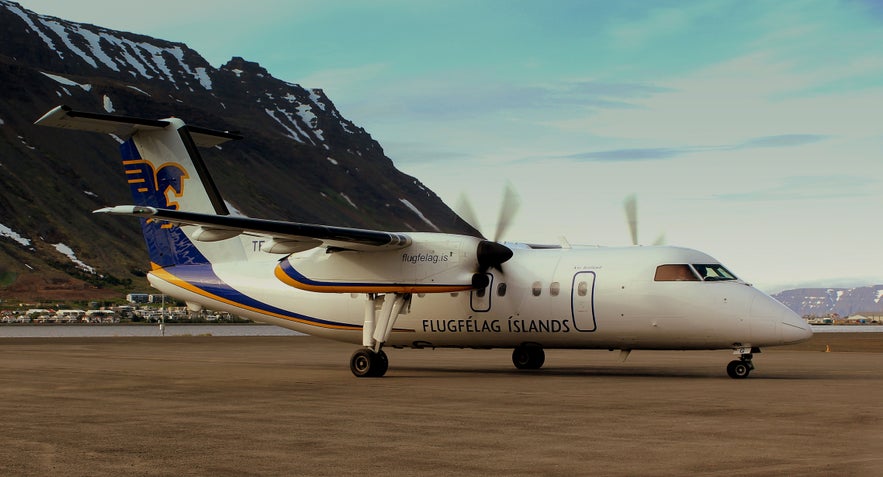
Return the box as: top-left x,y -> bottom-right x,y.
147,244 -> 812,351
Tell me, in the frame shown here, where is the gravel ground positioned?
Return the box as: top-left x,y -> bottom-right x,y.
0,334 -> 881,476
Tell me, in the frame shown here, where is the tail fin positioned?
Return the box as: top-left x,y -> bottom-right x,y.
35,106 -> 245,268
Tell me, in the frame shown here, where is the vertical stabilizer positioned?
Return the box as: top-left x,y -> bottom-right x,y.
34,106 -> 246,268
122,120 -> 246,268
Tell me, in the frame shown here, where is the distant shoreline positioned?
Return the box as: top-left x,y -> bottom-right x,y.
0,321 -> 270,326
0,323 -> 303,338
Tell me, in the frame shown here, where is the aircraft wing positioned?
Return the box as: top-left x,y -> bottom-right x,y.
95,205 -> 412,253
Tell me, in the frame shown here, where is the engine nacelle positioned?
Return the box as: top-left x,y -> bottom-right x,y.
274,233 -> 488,293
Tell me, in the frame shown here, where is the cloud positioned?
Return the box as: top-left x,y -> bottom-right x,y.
565,147 -> 689,161
713,175 -> 873,202
564,134 -> 830,162
347,76 -> 674,124
736,134 -> 828,149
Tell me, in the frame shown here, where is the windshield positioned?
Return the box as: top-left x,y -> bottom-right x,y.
692,264 -> 738,281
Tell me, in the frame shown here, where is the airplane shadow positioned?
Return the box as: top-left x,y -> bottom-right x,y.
384,365 -> 818,380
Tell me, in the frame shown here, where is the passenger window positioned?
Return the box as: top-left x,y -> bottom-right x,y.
655,264 -> 699,281
497,283 -> 507,297
532,281 -> 542,297
577,281 -> 588,297
550,282 -> 560,296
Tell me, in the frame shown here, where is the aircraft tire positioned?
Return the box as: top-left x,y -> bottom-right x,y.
512,345 -> 545,370
726,360 -> 751,379
350,349 -> 388,377
374,350 -> 389,377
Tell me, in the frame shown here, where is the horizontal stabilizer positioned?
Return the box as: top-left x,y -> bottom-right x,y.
34,105 -> 241,147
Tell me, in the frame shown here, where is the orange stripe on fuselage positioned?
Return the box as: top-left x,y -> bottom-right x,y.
149,265 -> 361,331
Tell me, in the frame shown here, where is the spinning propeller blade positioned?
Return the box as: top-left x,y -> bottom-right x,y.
494,181 -> 520,243
623,194 -> 638,246
456,182 -> 521,286
455,193 -> 483,239
623,194 -> 666,246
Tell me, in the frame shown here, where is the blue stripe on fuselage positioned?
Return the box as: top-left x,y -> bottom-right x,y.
156,264 -> 360,330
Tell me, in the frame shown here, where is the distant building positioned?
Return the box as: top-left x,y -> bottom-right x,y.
55,310 -> 85,322
148,294 -> 168,304
847,313 -> 882,324
126,293 -> 150,304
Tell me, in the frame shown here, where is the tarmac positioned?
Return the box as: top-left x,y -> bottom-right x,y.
1,333 -> 881,476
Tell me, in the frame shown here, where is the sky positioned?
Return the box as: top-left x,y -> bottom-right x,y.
16,0 -> 883,293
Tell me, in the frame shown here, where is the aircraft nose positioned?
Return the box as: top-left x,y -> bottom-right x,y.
750,293 -> 813,345
780,308 -> 813,344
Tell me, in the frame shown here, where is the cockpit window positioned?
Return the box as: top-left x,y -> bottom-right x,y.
692,264 -> 737,281
655,264 -> 699,281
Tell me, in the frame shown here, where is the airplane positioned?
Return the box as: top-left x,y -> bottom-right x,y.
35,105 -> 813,379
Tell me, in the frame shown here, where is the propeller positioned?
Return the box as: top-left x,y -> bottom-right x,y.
457,181 -> 521,242
623,194 -> 665,246
456,182 -> 521,288
493,182 -> 520,243
624,194 -> 638,246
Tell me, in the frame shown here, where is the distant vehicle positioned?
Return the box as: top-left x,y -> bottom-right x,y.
36,105 -> 812,378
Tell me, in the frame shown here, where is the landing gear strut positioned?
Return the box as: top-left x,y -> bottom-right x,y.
512,344 -> 545,370
726,350 -> 755,379
350,348 -> 389,377
351,292 -> 410,378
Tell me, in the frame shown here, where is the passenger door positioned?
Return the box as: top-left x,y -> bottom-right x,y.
571,271 -> 597,331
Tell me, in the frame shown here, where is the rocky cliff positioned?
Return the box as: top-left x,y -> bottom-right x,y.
0,0 -> 474,299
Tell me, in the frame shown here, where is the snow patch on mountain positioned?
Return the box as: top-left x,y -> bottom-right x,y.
41,71 -> 90,91
53,243 -> 95,273
400,199 -> 439,231
265,107 -> 315,145
339,193 -> 357,209
16,2 -> 213,90
0,223 -> 31,247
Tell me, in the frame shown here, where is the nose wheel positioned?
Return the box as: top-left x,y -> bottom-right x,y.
726,353 -> 754,379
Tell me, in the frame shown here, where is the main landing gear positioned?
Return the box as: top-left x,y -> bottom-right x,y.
512,344 -> 545,370
350,292 -> 409,378
350,349 -> 388,377
726,347 -> 758,379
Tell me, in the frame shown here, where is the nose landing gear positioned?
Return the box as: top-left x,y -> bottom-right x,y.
726,347 -> 758,379
726,357 -> 753,379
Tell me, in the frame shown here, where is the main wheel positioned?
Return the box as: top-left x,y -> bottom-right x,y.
350,349 -> 389,377
726,360 -> 751,379
373,350 -> 389,377
512,345 -> 545,370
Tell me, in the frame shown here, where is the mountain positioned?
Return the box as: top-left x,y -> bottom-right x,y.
772,285 -> 883,317
0,1 -> 475,300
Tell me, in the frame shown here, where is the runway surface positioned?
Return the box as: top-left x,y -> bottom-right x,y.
1,333 -> 881,476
